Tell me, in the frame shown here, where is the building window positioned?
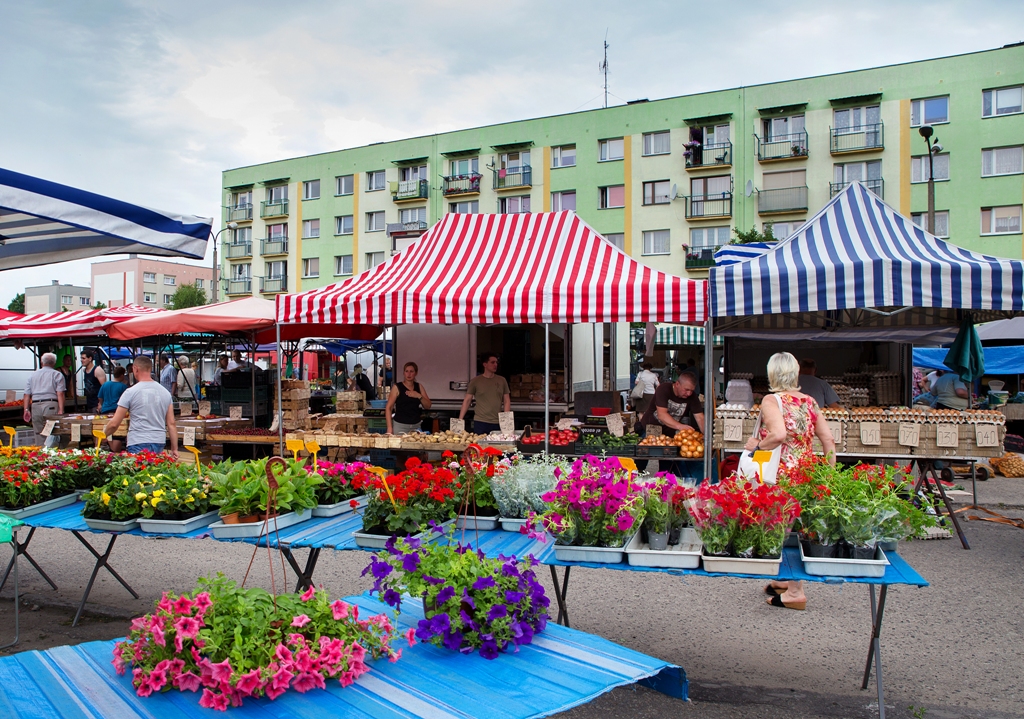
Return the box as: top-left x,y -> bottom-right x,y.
599,138 -> 624,162
983,86 -> 1023,118
267,223 -> 287,239
234,226 -> 252,243
762,114 -> 805,139
399,206 -> 427,223
164,276 -> 176,286
366,211 -> 385,231
449,200 -> 478,214
498,195 -> 531,214
911,96 -> 949,126
642,131 -> 671,156
449,157 -> 479,175
365,251 -> 385,269
302,180 -> 320,200
982,146 -> 1024,177
80,296 -> 90,306
302,258 -> 319,278
335,215 -> 353,235
834,160 -> 882,184
266,185 -> 287,203
195,279 -> 204,289
911,211 -> 950,238
981,205 -> 1022,235
641,230 -> 670,256
336,175 -> 354,196
143,272 -> 156,283
267,261 -> 286,278
231,190 -> 252,207
233,263 -> 251,279
551,145 -> 576,168
834,105 -> 880,131
690,175 -> 731,198
550,191 -> 576,212
302,219 -> 320,238
367,171 -> 386,191
604,233 -> 624,250
598,185 -> 625,209
163,294 -> 173,305
642,181 -> 671,205
499,151 -> 530,170
59,294 -> 72,305
763,221 -> 798,240
144,292 -> 156,303
690,226 -> 730,251
400,164 -> 427,182
911,154 -> 950,183
334,255 -> 353,276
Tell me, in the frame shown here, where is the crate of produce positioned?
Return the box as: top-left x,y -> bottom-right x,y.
844,421 -> 904,456
712,414 -> 757,451
336,390 -> 365,403
575,433 -> 640,457
635,444 -> 679,457
918,422 -> 1004,458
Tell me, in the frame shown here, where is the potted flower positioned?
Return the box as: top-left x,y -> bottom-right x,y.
82,474 -> 149,531
113,573 -> 402,709
208,458 -> 321,539
492,453 -> 565,531
133,466 -> 218,534
354,457 -> 459,548
453,446 -> 510,530
308,460 -> 373,517
364,526 -> 548,659
642,480 -> 672,550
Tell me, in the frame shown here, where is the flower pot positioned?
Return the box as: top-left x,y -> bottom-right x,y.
647,530 -> 669,551
667,525 -> 681,546
221,512 -> 241,524
239,514 -> 261,524
848,544 -> 876,560
803,541 -> 838,558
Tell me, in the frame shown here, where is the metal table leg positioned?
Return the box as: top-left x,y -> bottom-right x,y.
915,462 -> 969,549
0,527 -> 58,592
548,565 -> 571,628
861,584 -> 888,719
0,532 -> 20,650
280,546 -> 321,592
70,531 -> 139,627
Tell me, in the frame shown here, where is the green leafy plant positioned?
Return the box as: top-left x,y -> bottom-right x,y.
491,453 -> 566,519
731,224 -> 778,245
208,458 -> 322,517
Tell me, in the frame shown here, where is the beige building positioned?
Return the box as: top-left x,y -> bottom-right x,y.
91,255 -> 213,308
24,281 -> 93,313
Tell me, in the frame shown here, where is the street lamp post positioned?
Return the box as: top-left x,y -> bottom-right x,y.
917,125 -> 943,235
210,222 -> 238,303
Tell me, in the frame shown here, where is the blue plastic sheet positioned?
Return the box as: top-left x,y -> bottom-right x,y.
914,346 -> 1024,375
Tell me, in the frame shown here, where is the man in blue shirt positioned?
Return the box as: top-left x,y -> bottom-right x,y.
159,354 -> 176,395
98,366 -> 129,412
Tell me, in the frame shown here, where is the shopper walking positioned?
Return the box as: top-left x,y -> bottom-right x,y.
104,355 -> 177,458
23,352 -> 65,440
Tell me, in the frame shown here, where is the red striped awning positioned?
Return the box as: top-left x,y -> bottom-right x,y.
0,304 -> 166,339
277,211 -> 706,325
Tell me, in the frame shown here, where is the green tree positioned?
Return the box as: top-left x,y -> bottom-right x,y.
732,224 -> 778,245
169,283 -> 207,309
91,301 -> 107,310
7,293 -> 24,314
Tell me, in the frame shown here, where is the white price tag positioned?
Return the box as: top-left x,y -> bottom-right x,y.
606,414 -> 624,437
935,424 -> 959,448
229,406 -> 243,420
41,420 -> 57,437
183,426 -> 196,447
898,423 -> 920,448
975,423 -> 999,448
556,418 -> 575,430
5,390 -> 15,403
860,422 -> 881,446
198,401 -> 212,416
179,402 -> 193,417
723,418 -> 744,443
827,421 -> 843,444
71,423 -> 81,442
449,418 -> 465,434
498,412 -> 515,435
646,424 -> 662,438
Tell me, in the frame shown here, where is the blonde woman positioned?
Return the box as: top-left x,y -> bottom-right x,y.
744,352 -> 836,610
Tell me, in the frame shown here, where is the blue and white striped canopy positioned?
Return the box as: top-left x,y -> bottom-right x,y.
711,182 -> 1024,320
0,167 -> 212,270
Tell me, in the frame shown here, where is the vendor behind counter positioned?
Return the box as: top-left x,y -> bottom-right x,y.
637,373 -> 705,436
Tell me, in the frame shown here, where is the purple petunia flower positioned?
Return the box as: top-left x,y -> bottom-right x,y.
382,589 -> 402,608
422,575 -> 445,585
371,561 -> 393,580
505,590 -> 525,603
436,585 -> 455,605
472,576 -> 496,591
479,639 -> 500,660
401,552 -> 420,573
487,604 -> 508,621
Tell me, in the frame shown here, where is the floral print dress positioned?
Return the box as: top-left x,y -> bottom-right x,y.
757,393 -> 820,479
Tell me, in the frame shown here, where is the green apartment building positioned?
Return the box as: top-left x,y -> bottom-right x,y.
220,43 -> 1024,299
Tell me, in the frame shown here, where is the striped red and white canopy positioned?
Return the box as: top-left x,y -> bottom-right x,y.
0,304 -> 165,339
277,211 -> 706,325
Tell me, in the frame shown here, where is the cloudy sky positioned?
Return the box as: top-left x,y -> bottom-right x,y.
2,0 -> 1022,308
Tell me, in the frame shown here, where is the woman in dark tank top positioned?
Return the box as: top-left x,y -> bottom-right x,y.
385,362 -> 432,435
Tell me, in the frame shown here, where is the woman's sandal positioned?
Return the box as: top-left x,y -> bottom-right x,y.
763,583 -> 788,596
767,594 -> 806,610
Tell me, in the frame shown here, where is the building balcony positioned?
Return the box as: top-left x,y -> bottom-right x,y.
684,142 -> 732,170
260,276 -> 287,294
830,122 -> 883,154
757,186 -> 809,214
386,220 -> 428,237
390,179 -> 429,202
225,204 -> 253,222
260,238 -> 288,256
260,199 -> 289,218
755,132 -> 809,162
685,193 -> 733,220
492,165 -> 532,191
225,242 -> 252,259
442,173 -> 482,196
224,278 -> 251,296
685,246 -> 721,270
830,178 -> 883,198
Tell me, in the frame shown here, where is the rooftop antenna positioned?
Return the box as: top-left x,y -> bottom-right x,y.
599,31 -> 609,108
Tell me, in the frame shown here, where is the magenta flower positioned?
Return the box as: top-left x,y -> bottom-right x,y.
331,600 -> 350,620
173,671 -> 202,692
406,627 -> 417,647
291,614 -> 311,628
192,592 -> 212,614
235,669 -> 263,696
300,585 -> 316,602
291,671 -> 326,693
209,658 -> 233,684
174,615 -> 201,639
199,688 -> 229,711
150,625 -> 165,647
173,596 -> 194,615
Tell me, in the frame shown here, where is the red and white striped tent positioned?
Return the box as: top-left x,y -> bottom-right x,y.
0,304 -> 164,340
277,211 -> 706,325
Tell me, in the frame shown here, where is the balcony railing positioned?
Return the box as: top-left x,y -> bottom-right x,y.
755,132 -> 809,162
260,199 -> 289,218
492,165 -> 532,190
830,122 -> 884,154
225,242 -> 252,259
830,178 -> 884,198
757,186 -> 809,214
260,238 -> 288,256
685,246 -> 721,269
224,278 -> 251,295
386,220 -> 428,236
684,141 -> 732,169
226,204 -> 253,222
260,276 -> 287,294
390,179 -> 429,201
685,192 -> 733,219
442,173 -> 482,196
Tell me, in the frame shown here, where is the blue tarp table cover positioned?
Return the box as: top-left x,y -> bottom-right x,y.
0,594 -> 681,719
914,346 -> 1024,376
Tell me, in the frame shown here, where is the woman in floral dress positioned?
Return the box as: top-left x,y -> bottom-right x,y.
744,352 -> 836,610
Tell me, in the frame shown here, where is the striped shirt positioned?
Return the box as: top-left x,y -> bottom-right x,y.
25,366 -> 66,401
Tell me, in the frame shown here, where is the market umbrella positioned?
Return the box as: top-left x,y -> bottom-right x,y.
943,317 -> 985,383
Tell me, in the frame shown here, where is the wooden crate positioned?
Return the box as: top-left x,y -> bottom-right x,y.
281,380 -> 309,391
918,422 -> 1005,459
844,422 -> 905,456
712,416 -> 757,451
336,400 -> 363,412
336,391 -> 365,402
281,388 -> 311,400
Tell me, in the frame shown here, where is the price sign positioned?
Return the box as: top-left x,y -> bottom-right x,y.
859,422 -> 881,446
606,414 -> 624,437
41,420 -> 57,437
183,426 -> 196,447
179,402 -> 193,417
449,418 -> 465,434
898,423 -> 920,448
723,418 -> 744,443
498,411 -> 515,435
975,423 -> 999,448
935,424 -> 959,448
646,424 -> 662,438
71,423 -> 81,442
5,390 -> 15,403
556,418 -> 575,430
198,401 -> 212,416
229,406 -> 243,420
827,421 -> 843,444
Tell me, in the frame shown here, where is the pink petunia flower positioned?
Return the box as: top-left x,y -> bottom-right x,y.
330,600 -> 349,620
300,585 -> 316,602
173,596 -> 194,615
199,688 -> 229,711
235,669 -> 263,696
406,627 -> 416,647
291,671 -> 326,693
150,626 -> 166,647
290,614 -> 311,628
173,671 -> 202,693
209,658 -> 233,684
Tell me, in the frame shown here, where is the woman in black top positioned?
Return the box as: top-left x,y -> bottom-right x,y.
385,362 -> 431,435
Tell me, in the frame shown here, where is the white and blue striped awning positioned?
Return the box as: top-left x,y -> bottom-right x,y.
712,242 -> 775,266
655,324 -> 723,346
711,182 -> 1024,321
0,167 -> 212,270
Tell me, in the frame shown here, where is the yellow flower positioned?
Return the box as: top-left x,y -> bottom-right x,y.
150,497 -> 160,507
199,492 -> 207,499
122,479 -> 129,486
101,492 -> 111,506
153,489 -> 165,498
134,492 -> 147,501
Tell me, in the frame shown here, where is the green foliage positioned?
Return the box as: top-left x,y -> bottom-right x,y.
208,458 -> 322,517
91,301 -> 107,309
7,293 -> 24,314
168,283 -> 207,309
731,224 -> 778,245
491,454 -> 566,519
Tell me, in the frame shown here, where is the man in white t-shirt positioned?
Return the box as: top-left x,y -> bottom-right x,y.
104,355 -> 178,458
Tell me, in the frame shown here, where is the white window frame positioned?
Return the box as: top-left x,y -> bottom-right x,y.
302,257 -> 320,278
982,86 -> 1023,118
302,218 -> 320,238
334,254 -> 353,276
232,263 -> 251,279
266,185 -> 287,203
911,211 -> 950,238
599,138 -> 624,162
267,222 -> 287,240
551,145 -> 576,168
266,261 -> 287,279
399,206 -> 427,224
642,131 -> 671,156
599,185 -> 625,209
642,180 -> 671,205
335,215 -> 354,235
688,226 -> 730,252
231,190 -> 252,207
449,157 -> 479,176
195,279 -> 204,289
365,251 -> 385,269
550,191 -> 576,212
911,153 -> 950,183
498,195 -> 531,214
641,229 -> 670,256
981,205 -> 1023,236
144,292 -> 156,303
164,276 -> 176,286
604,233 -> 624,250
59,294 -> 72,305
981,146 -> 1024,177
163,293 -> 173,305
763,222 -> 798,240
448,200 -> 479,214
233,226 -> 252,243
366,211 -> 385,232
399,165 -> 427,182
335,175 -> 354,196
911,96 -> 949,127
143,272 -> 156,283
367,171 -> 386,191
302,179 -> 320,200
